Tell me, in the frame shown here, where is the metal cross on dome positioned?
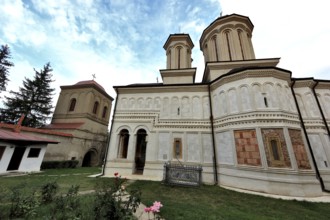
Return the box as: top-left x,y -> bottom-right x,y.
92,74 -> 96,80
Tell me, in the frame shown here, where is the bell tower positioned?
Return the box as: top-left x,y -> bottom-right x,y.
160,34 -> 196,84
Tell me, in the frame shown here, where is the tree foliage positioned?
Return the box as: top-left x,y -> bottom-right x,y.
0,63 -> 55,127
0,44 -> 14,92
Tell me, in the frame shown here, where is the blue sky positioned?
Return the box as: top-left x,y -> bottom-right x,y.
1,0 -> 330,110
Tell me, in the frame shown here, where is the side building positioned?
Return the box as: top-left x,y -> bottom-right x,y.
104,14 -> 330,197
44,80 -> 113,166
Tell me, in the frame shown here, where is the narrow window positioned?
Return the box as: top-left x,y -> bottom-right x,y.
225,31 -> 232,61
238,30 -> 245,60
28,148 -> 41,158
212,35 -> 219,61
173,138 -> 182,159
0,146 -> 5,160
264,97 -> 268,107
267,136 -> 284,166
93,101 -> 99,114
69,98 -> 76,111
270,140 -> 280,160
177,46 -> 182,69
102,106 -> 107,118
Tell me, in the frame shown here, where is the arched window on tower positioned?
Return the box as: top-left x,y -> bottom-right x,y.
69,98 -> 76,112
176,46 -> 182,69
237,29 -> 245,60
102,106 -> 108,118
93,101 -> 99,114
225,30 -> 232,61
212,35 -> 219,61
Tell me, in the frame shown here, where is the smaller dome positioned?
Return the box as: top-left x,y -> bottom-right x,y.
75,80 -> 105,91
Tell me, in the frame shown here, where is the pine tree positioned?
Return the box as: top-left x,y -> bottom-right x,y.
0,44 -> 14,92
0,63 -> 55,127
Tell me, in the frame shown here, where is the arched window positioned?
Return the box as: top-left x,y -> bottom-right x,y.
93,101 -> 99,114
237,29 -> 245,60
102,106 -> 107,118
176,46 -> 182,69
69,98 -> 76,111
212,35 -> 219,61
118,129 -> 129,158
225,30 -> 232,61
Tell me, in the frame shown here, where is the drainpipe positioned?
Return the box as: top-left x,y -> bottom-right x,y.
290,80 -> 329,192
311,81 -> 330,139
208,84 -> 218,185
101,88 -> 119,177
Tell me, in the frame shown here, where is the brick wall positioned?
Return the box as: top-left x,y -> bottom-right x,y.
289,129 -> 311,170
234,129 -> 261,166
261,128 -> 291,168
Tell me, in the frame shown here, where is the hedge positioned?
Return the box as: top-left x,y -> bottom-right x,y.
41,160 -> 79,169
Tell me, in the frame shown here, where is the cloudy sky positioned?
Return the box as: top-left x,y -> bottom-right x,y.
0,0 -> 329,111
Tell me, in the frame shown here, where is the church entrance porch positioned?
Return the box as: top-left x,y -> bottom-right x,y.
134,129 -> 147,174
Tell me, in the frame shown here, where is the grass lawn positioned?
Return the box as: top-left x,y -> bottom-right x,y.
1,168 -> 330,219
129,180 -> 330,220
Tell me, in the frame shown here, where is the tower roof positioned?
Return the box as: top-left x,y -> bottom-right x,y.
200,13 -> 254,50
163,34 -> 194,50
60,80 -> 113,101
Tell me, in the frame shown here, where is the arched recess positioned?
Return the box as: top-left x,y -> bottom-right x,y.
117,129 -> 130,159
82,148 -> 98,167
134,128 -> 148,174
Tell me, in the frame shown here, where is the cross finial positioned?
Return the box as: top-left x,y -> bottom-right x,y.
156,77 -> 159,83
92,74 -> 96,80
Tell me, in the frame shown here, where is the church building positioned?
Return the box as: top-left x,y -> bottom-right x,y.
104,14 -> 330,197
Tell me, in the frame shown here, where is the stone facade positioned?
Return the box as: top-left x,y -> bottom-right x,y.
104,14 -> 330,197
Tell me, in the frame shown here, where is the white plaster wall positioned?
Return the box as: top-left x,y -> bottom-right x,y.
19,145 -> 47,172
158,132 -> 170,161
216,131 -> 234,165
308,134 -> 329,169
0,143 -> 14,173
202,133 -> 213,163
187,133 -> 200,162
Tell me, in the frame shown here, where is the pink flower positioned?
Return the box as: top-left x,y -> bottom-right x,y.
144,207 -> 152,213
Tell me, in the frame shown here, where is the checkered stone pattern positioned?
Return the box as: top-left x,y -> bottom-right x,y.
290,129 -> 311,170
261,128 -> 291,168
234,130 -> 261,166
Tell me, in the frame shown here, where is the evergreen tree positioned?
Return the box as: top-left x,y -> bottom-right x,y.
0,44 -> 14,92
0,63 -> 55,127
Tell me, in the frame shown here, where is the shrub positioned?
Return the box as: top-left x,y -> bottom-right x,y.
93,173 -> 141,220
41,160 -> 79,169
9,184 -> 39,219
41,181 -> 59,204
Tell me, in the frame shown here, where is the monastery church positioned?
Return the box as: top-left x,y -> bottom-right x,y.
104,13 -> 330,197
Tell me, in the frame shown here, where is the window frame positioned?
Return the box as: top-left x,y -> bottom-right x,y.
173,138 -> 182,159
69,98 -> 76,112
27,148 -> 41,158
266,136 -> 285,166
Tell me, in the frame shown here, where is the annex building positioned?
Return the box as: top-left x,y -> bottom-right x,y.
104,14 -> 330,197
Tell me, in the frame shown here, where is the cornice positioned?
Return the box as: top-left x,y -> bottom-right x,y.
210,68 -> 291,89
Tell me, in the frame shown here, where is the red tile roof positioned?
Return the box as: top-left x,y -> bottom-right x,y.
0,128 -> 59,144
44,122 -> 84,129
0,123 -> 73,137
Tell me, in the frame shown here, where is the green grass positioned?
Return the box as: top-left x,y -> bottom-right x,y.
128,180 -> 330,220
1,168 -> 330,219
1,167 -> 104,193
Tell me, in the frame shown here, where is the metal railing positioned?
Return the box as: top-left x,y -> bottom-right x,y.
163,162 -> 203,187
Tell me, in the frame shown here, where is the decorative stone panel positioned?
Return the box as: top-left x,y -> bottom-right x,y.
261,128 -> 291,168
234,129 -> 261,166
289,129 -> 311,169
